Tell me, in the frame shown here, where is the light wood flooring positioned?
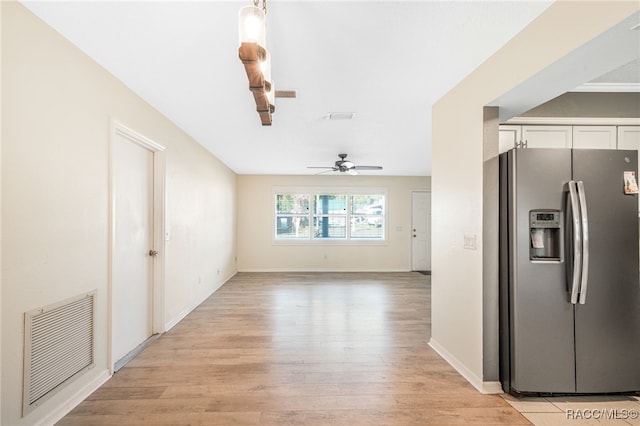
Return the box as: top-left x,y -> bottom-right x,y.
58,272 -> 530,425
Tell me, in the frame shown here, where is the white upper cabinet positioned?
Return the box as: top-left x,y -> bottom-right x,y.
498,125 -> 521,153
572,126 -> 617,149
498,125 -> 571,153
521,125 -> 572,149
499,124 -> 640,153
617,126 -> 640,150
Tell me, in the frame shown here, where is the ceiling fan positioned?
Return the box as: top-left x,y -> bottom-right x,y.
307,153 -> 383,175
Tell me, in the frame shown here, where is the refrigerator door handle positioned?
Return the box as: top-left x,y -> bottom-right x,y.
577,181 -> 589,304
568,180 -> 582,305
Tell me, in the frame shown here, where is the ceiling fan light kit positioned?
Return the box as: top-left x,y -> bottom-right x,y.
238,0 -> 274,126
307,154 -> 383,175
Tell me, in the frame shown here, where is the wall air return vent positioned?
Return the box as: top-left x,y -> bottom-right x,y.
22,290 -> 96,416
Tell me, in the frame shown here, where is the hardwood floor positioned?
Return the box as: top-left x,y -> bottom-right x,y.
58,272 -> 530,425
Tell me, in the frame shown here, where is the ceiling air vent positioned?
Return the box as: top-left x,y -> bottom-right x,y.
328,112 -> 356,120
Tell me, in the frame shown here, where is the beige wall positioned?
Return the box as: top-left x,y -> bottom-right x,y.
431,1 -> 639,392
1,3 -> 237,425
237,175 -> 430,272
522,92 -> 640,118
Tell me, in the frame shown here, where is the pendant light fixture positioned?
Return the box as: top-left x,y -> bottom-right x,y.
239,0 -> 274,126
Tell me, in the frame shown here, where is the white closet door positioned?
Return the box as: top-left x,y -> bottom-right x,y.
112,132 -> 154,365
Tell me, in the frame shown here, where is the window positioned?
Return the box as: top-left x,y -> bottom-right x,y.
274,189 -> 385,242
313,194 -> 346,239
350,195 -> 384,239
275,194 -> 309,240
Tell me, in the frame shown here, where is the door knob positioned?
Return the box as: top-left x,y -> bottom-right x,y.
149,249 -> 158,256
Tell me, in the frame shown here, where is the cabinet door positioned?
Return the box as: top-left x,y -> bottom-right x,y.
499,125 -> 521,154
617,126 -> 640,150
573,126 -> 616,149
522,125 -> 572,149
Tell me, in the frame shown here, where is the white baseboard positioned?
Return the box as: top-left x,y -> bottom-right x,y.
37,369 -> 111,426
38,272 -> 238,425
481,380 -> 504,394
164,271 -> 236,331
165,307 -> 190,331
428,337 -> 503,395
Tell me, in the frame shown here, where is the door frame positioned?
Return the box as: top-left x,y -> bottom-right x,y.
411,190 -> 431,271
108,120 -> 166,373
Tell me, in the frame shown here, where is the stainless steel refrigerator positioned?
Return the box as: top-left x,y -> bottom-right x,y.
499,148 -> 640,395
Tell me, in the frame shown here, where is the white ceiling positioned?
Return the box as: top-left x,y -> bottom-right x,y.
21,1 -> 569,176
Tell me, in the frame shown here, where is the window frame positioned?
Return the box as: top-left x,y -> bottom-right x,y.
273,186 -> 387,245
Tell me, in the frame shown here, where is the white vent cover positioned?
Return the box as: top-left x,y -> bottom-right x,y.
328,112 -> 356,120
23,291 -> 96,416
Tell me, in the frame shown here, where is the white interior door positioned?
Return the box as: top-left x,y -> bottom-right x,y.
411,191 -> 431,271
112,132 -> 154,365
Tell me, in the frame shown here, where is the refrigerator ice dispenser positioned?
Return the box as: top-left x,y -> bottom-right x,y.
529,210 -> 562,262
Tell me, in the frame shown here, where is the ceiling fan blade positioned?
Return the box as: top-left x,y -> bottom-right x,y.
310,155 -> 382,174
314,169 -> 336,175
353,165 -> 383,170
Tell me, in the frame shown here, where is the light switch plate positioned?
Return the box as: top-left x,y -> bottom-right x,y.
463,233 -> 478,250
